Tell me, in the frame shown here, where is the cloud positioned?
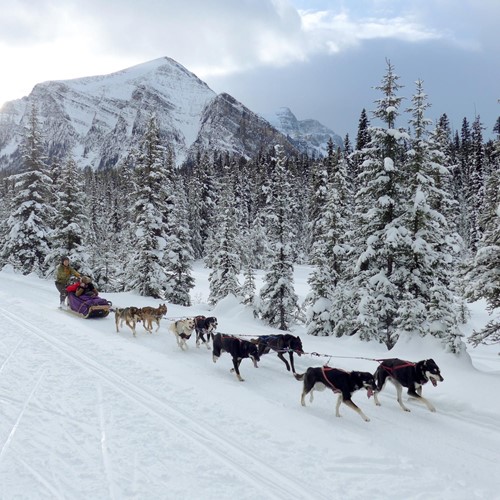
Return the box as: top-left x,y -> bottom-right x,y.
299,10 -> 444,54
0,0 -> 453,79
0,0 -> 497,136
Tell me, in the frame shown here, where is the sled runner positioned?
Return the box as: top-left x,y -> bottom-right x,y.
66,293 -> 112,319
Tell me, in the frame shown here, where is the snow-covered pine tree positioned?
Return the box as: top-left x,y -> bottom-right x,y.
348,60 -> 408,348
96,162 -> 138,291
342,134 -> 356,204
45,156 -> 91,276
286,156 -> 308,263
258,145 -> 299,330
0,176 -> 14,267
245,153 -> 272,270
305,159 -> 334,336
351,109 -> 371,195
457,117 -> 473,249
194,152 -> 218,264
127,115 -> 170,298
186,169 -> 204,260
207,162 -> 241,305
396,79 -> 464,352
467,116 -> 486,252
464,144 -> 500,346
241,264 -> 256,307
163,149 -> 195,306
327,143 -> 355,337
1,104 -> 54,276
246,210 -> 269,270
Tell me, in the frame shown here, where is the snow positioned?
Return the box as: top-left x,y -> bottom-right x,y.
1,262 -> 499,499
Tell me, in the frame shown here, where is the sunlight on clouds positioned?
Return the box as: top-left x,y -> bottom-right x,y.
0,0 -> 487,106
299,9 -> 444,54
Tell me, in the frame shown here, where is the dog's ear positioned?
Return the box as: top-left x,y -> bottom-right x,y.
249,338 -> 259,344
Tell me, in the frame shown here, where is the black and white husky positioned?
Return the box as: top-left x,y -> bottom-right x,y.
294,366 -> 376,422
373,358 -> 444,412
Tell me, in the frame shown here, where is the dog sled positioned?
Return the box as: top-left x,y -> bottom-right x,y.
66,293 -> 112,319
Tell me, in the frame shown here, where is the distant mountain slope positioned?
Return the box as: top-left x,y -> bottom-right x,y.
262,107 -> 343,157
0,58 -> 340,170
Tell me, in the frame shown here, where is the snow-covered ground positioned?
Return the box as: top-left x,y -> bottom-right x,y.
0,262 -> 499,500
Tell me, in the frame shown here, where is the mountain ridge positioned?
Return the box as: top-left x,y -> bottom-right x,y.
0,57 -> 341,170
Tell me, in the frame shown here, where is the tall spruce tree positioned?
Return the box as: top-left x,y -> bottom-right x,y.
208,163 -> 241,305
468,116 -> 486,252
306,143 -> 352,336
464,129 -> 500,345
258,145 -> 299,330
348,60 -> 407,348
194,152 -> 217,263
127,115 -> 170,298
397,79 -> 464,352
46,156 -> 90,276
305,159 -> 334,336
1,104 -> 54,275
163,156 -> 195,306
0,176 -> 14,268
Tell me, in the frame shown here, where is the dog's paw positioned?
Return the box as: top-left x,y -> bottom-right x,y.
363,416 -> 371,422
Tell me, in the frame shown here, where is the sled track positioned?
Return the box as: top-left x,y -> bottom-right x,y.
0,308 -> 326,500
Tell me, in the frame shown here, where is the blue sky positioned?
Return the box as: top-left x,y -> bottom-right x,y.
1,0 -> 498,140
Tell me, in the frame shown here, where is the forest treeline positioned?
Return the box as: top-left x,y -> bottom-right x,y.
1,62 -> 499,351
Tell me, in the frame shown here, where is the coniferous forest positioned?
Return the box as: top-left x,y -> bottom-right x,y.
1,62 -> 499,351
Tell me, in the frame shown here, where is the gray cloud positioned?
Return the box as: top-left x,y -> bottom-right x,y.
1,0 -> 498,139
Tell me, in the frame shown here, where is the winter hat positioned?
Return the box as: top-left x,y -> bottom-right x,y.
81,276 -> 91,284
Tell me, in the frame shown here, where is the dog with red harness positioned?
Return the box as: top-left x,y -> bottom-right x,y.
373,358 -> 444,412
294,366 -> 376,422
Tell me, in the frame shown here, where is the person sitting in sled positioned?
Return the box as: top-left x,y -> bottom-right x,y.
55,256 -> 80,308
75,276 -> 99,298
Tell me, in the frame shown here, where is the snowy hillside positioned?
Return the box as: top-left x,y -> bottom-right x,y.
0,262 -> 499,499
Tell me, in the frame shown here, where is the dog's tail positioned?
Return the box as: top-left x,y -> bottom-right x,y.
169,321 -> 177,334
294,372 -> 305,381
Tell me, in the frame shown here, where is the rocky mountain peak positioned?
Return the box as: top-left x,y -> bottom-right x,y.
0,57 -> 340,171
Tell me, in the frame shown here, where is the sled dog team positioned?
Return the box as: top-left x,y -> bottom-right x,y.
114,303 -> 444,423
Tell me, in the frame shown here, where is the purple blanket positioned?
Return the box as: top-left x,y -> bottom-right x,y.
67,293 -> 111,318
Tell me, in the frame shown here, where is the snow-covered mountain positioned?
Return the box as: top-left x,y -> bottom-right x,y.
262,107 -> 344,158
0,57 -> 340,171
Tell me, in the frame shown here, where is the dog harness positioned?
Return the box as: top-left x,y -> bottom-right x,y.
321,366 -> 345,393
379,361 -> 415,375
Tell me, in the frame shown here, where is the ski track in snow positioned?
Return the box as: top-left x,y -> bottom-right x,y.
1,270 -> 500,499
0,307 -> 326,500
